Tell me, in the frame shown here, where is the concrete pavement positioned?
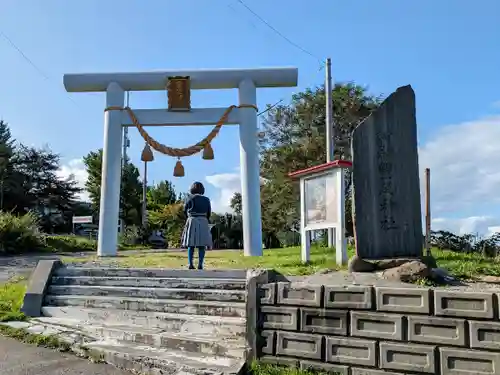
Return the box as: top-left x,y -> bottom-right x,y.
0,335 -> 130,374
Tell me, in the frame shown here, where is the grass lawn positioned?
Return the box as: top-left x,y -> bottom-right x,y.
250,362 -> 329,375
64,246 -> 347,276
63,246 -> 500,280
42,235 -> 149,254
432,249 -> 500,279
0,277 -> 75,350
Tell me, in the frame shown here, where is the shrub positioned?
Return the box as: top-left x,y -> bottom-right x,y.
43,235 -> 96,253
430,230 -> 500,257
119,225 -> 141,246
149,203 -> 184,248
0,212 -> 44,255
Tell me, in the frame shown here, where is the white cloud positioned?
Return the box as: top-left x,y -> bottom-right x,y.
57,158 -> 90,201
489,226 -> 500,236
432,216 -> 500,237
419,115 -> 500,218
205,168 -> 268,214
205,171 -> 241,213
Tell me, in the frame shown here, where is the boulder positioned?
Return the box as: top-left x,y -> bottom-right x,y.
348,256 -> 376,272
382,260 -> 431,283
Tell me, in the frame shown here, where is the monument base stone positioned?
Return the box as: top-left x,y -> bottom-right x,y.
348,255 -> 438,283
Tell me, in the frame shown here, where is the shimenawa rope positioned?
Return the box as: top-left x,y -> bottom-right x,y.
104,104 -> 258,176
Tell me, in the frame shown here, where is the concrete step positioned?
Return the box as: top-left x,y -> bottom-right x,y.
83,341 -> 243,375
31,317 -> 245,359
51,276 -> 247,290
41,307 -> 246,336
54,267 -> 247,280
44,295 -> 246,317
47,285 -> 246,302
87,324 -> 245,358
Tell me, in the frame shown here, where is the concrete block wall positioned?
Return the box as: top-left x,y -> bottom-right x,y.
257,282 -> 500,375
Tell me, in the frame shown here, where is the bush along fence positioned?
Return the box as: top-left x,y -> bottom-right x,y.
255,281 -> 500,375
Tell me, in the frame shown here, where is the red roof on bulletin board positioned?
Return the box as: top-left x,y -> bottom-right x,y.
288,160 -> 352,180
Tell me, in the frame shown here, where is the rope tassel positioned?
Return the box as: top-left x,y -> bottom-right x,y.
141,143 -> 154,162
173,158 -> 185,177
202,142 -> 214,160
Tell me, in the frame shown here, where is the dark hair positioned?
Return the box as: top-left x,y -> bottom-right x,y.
190,181 -> 205,195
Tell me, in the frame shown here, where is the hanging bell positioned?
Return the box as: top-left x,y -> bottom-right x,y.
173,158 -> 185,177
141,143 -> 154,162
202,142 -> 214,160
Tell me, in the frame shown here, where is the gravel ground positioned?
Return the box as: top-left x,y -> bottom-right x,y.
0,254 -> 62,283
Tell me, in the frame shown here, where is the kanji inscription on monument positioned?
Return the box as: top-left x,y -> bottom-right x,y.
352,85 -> 423,260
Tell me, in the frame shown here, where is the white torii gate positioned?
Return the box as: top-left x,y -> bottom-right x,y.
63,67 -> 298,257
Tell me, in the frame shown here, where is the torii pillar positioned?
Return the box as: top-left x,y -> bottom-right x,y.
63,67 -> 298,257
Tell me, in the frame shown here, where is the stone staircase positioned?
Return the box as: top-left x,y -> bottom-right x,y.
31,266 -> 249,375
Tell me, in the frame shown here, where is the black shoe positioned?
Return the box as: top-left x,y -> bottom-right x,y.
189,265 -> 195,270
198,266 -> 203,270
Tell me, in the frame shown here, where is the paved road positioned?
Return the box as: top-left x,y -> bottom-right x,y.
0,336 -> 129,374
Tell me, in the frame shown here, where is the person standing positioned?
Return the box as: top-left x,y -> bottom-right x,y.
181,181 -> 212,269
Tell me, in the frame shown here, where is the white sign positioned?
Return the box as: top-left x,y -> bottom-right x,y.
304,173 -> 338,226
72,216 -> 93,224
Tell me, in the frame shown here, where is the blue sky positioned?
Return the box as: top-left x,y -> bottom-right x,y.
0,0 -> 499,234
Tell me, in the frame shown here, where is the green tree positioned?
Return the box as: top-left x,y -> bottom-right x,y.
147,180 -> 178,211
83,149 -> 142,226
148,202 -> 185,247
0,120 -> 15,147
258,83 -> 380,244
0,120 -> 84,232
82,150 -> 102,214
121,162 -> 142,225
210,212 -> 243,249
230,192 -> 242,216
13,145 -> 81,232
72,201 -> 93,217
0,121 -> 16,210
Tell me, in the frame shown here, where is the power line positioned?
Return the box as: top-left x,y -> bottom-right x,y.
0,31 -> 51,81
256,63 -> 325,143
257,63 -> 324,119
226,3 -> 259,30
261,62 -> 325,111
0,30 -> 82,109
257,99 -> 284,117
234,0 -> 322,63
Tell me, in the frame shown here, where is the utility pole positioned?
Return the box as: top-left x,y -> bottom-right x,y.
325,58 -> 334,162
325,58 -> 335,247
122,124 -> 129,169
425,168 -> 431,257
120,92 -> 131,233
142,160 -> 148,229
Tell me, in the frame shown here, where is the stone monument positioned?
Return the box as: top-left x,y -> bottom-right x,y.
349,85 -> 432,280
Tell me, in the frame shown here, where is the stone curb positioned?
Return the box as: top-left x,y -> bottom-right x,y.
21,259 -> 62,317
